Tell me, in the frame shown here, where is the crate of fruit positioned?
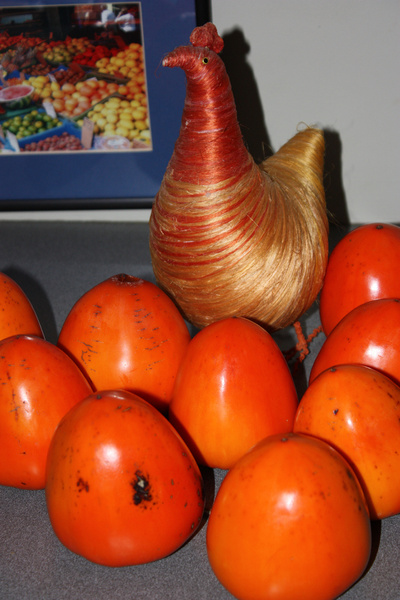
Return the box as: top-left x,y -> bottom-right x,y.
1,107 -> 64,141
18,122 -> 84,152
25,76 -> 121,119
76,93 -> 150,146
2,118 -> 83,152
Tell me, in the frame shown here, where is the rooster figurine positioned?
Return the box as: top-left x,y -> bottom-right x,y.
149,23 -> 329,331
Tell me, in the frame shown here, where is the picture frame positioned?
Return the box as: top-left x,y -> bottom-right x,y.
0,0 -> 211,209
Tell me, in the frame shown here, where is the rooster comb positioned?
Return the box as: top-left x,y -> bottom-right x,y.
190,22 -> 224,54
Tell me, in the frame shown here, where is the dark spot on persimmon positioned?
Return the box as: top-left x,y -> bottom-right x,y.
333,408 -> 339,415
131,470 -> 152,505
93,304 -> 102,316
375,225 -> 384,230
77,477 -> 89,492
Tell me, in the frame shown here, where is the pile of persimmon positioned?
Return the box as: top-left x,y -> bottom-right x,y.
204,222 -> 400,600
0,222 -> 399,600
0,272 -> 204,567
38,78 -> 120,118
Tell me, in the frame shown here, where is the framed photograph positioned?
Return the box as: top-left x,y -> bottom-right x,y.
0,0 -> 210,208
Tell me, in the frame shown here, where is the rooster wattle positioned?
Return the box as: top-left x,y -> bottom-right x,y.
149,23 -> 329,331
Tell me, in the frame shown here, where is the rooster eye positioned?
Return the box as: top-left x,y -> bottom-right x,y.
202,57 -> 209,65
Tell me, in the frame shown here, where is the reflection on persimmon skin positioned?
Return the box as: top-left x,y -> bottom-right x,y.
96,444 -> 121,469
366,275 -> 382,296
277,491 -> 298,513
344,414 -> 355,432
364,341 -> 385,363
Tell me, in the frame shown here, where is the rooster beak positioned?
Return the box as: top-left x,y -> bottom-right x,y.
162,49 -> 179,68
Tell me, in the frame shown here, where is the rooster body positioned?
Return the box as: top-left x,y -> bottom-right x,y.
149,23 -> 328,330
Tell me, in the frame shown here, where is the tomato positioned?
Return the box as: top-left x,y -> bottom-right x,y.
169,317 -> 298,469
206,433 -> 371,600
310,298 -> 400,385
58,274 -> 190,412
0,272 -> 43,340
45,389 -> 205,567
0,335 -> 92,489
320,223 -> 400,335
294,364 -> 400,519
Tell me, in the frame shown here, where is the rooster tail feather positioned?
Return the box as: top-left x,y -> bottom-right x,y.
252,127 -> 329,329
260,127 -> 325,209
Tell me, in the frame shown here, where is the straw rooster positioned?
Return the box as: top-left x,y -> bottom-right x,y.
149,23 -> 328,331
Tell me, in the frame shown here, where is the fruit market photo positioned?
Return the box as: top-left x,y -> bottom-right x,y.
0,2 -> 151,153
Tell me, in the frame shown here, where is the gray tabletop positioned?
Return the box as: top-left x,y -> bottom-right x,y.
0,220 -> 399,600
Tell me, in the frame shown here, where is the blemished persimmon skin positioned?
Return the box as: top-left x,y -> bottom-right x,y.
45,389 -> 205,567
0,272 -> 43,340
294,364 -> 400,519
320,223 -> 400,335
310,298 -> 400,386
0,335 -> 93,489
57,274 -> 191,413
206,433 -> 371,600
169,317 -> 298,469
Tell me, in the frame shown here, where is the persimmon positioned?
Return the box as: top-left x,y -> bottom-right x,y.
207,433 -> 371,600
0,272 -> 43,340
169,317 -> 298,469
310,298 -> 400,385
0,334 -> 92,489
294,364 -> 400,519
61,82 -> 75,94
57,274 -> 190,412
52,98 -> 65,112
320,223 -> 400,335
77,83 -> 94,97
45,389 -> 205,567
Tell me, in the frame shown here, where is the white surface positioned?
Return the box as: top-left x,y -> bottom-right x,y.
2,1 -> 399,223
0,208 -> 152,222
211,0 -> 400,223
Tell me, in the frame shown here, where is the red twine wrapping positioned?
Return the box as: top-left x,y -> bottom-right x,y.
150,24 -> 328,331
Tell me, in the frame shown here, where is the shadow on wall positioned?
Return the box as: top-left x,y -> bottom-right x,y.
323,129 -> 350,226
221,28 -> 272,164
221,28 -> 350,227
